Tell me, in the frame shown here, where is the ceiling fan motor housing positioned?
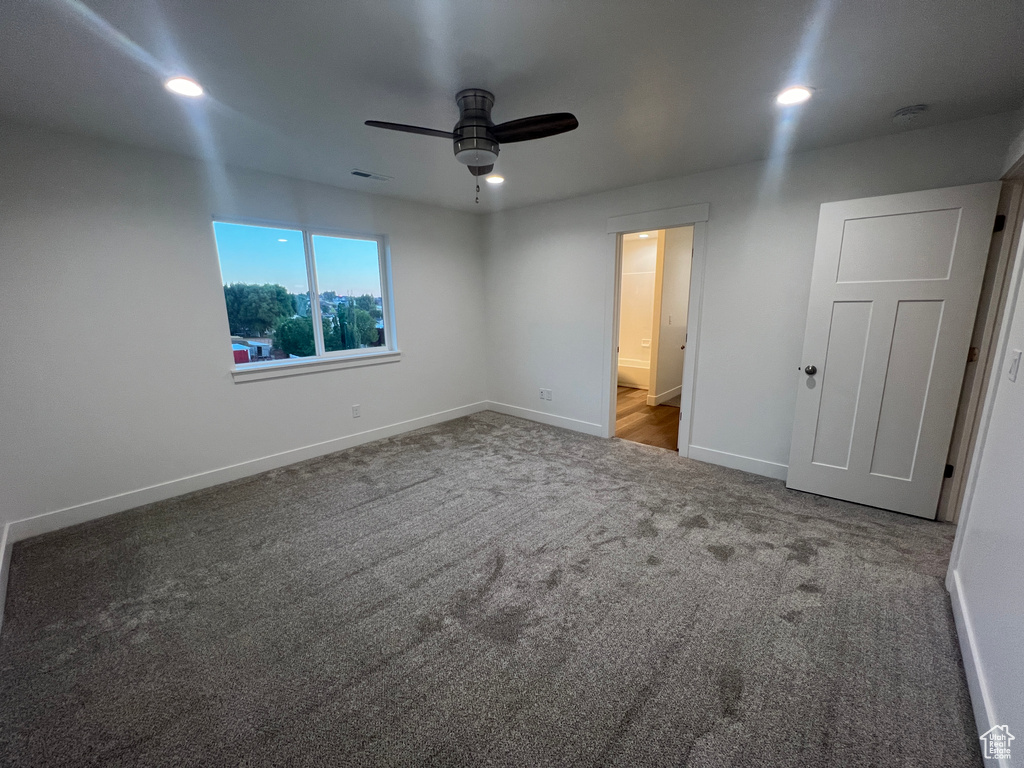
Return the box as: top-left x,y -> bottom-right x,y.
453,89 -> 499,167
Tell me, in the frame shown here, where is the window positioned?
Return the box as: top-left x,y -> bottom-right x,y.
213,220 -> 396,380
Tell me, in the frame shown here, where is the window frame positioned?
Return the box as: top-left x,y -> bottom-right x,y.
212,217 -> 400,383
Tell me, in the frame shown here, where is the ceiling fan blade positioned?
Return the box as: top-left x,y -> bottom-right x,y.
365,121 -> 454,139
490,113 -> 578,144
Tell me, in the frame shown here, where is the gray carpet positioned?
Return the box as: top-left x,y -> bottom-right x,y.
0,412 -> 980,767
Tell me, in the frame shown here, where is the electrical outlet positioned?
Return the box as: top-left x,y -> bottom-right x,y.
539,388 -> 553,401
539,388 -> 546,400
352,404 -> 361,418
1009,349 -> 1022,383
547,389 -> 553,401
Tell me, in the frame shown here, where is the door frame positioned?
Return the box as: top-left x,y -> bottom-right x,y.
647,232 -> 669,405
604,203 -> 709,455
937,180 -> 1024,522
948,175 -> 1024,572
945,163 -> 1024,533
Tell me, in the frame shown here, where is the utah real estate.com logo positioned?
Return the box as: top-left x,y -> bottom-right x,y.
980,725 -> 1014,761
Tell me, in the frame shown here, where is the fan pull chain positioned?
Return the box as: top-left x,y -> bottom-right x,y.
475,180 -> 480,205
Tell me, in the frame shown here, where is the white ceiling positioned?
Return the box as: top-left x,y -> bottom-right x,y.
2,0 -> 1022,212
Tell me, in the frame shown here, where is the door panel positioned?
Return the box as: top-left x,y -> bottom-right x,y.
787,183 -> 1000,518
837,209 -> 961,282
869,300 -> 943,480
811,301 -> 872,469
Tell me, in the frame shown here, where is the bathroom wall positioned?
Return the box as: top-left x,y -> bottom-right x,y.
617,234 -> 658,388
650,226 -> 694,403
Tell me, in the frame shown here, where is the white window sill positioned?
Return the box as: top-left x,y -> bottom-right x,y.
231,350 -> 401,383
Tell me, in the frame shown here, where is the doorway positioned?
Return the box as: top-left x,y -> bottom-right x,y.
614,226 -> 694,450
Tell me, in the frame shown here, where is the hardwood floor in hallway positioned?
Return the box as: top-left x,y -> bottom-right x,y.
615,386 -> 680,451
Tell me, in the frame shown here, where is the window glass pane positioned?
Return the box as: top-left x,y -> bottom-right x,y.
213,222 -> 315,361
311,235 -> 385,352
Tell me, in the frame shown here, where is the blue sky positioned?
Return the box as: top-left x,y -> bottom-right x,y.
214,221 -> 382,297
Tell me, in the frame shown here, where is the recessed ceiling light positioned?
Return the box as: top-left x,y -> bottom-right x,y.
164,76 -> 204,98
776,86 -> 812,106
278,239 -> 287,242
638,233 -> 650,238
485,175 -> 504,185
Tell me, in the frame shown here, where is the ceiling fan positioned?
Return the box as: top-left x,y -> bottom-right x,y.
366,89 -> 578,178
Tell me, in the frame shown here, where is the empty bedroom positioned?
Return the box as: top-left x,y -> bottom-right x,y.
1,1 -> 1023,766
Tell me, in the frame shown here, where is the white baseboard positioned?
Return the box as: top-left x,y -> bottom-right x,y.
485,401 -> 606,437
686,445 -> 789,481
0,401 -> 490,631
5,401 -> 491,544
0,524 -> 11,634
948,569 -> 1003,762
647,385 -> 682,406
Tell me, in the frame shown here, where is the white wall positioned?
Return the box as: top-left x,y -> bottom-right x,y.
947,208 -> 1024,748
1003,105 -> 1024,176
484,112 -> 1016,474
652,226 -> 693,400
0,122 -> 487,534
617,236 -> 657,388
1,112 -> 1015,534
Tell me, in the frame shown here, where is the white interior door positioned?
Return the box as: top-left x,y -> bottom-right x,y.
787,182 -> 1001,518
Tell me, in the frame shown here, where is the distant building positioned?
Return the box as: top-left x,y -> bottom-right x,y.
247,340 -> 271,359
231,344 -> 251,364
230,338 -> 272,361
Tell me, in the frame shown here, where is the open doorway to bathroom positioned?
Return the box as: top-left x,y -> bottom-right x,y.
614,226 -> 694,450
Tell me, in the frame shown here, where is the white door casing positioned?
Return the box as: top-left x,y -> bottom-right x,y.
787,182 -> 1001,518
605,203 -> 709,450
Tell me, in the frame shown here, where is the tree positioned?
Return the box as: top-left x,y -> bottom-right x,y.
223,284 -> 295,336
274,315 -> 343,357
323,304 -> 377,350
325,313 -> 352,352
272,316 -> 315,357
355,294 -> 382,319
352,308 -> 379,345
346,304 -> 360,348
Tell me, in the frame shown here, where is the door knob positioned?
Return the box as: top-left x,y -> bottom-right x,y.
804,364 -> 817,376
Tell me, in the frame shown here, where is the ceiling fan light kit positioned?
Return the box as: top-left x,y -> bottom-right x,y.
453,89 -> 500,172
366,88 -> 579,187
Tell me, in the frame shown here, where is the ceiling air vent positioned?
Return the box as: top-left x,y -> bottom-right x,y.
350,169 -> 392,182
892,104 -> 928,126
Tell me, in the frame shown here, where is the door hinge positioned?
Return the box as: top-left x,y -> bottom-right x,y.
944,464 -> 955,479
968,346 -> 980,363
994,214 -> 1006,233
